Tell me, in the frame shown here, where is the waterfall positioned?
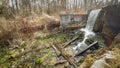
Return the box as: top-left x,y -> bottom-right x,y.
73,9 -> 102,54
86,9 -> 102,30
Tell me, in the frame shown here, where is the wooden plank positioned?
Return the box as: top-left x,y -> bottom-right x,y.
63,36 -> 79,48
52,43 -> 77,68
63,32 -> 83,48
75,41 -> 98,57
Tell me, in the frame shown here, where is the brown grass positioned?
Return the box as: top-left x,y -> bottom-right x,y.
0,14 -> 60,45
26,13 -> 60,32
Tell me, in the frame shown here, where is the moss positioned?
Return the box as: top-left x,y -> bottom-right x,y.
78,58 -> 84,63
21,43 -> 27,48
0,4 -> 4,15
90,35 -> 105,46
17,63 -> 34,68
26,63 -> 33,67
80,47 -> 120,68
47,51 -> 52,58
42,49 -> 52,58
37,33 -> 68,45
0,46 -> 10,64
9,49 -> 21,58
40,38 -> 51,45
0,55 -> 10,63
35,49 -> 52,65
106,48 -> 120,68
84,55 -> 95,66
35,58 -> 43,64
79,54 -> 96,68
55,34 -> 67,43
42,49 -> 50,53
45,64 -> 52,68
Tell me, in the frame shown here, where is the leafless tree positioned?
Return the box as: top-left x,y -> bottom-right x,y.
0,0 -> 119,16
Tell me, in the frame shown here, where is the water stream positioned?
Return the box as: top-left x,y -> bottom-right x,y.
73,9 -> 102,54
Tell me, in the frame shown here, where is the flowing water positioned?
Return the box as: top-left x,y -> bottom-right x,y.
73,9 -> 102,54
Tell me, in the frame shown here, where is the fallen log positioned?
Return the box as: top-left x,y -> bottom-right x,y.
51,43 -> 77,68
75,41 -> 98,57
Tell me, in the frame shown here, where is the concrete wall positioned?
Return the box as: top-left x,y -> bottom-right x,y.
60,14 -> 87,26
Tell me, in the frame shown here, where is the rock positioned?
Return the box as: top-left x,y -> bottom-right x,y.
103,5 -> 120,36
93,5 -> 120,45
79,55 -> 95,68
79,48 -> 120,68
90,58 -> 110,68
94,14 -> 114,46
93,9 -> 104,33
90,51 -> 115,68
113,33 -> 120,44
101,24 -> 114,45
111,33 -> 120,48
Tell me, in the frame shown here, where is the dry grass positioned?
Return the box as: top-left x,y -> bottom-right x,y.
0,13 -> 60,45
0,19 -> 18,45
26,13 -> 60,32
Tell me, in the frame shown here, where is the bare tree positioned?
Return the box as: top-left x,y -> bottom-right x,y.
1,0 -> 119,16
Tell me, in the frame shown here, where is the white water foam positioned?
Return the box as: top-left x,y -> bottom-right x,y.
73,9 -> 102,54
